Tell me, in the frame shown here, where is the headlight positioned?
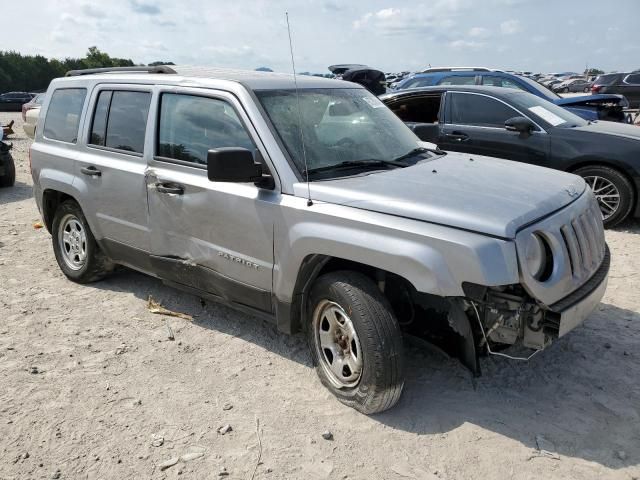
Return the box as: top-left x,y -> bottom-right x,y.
525,233 -> 553,281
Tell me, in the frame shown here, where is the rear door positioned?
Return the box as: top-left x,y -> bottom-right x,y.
145,88 -> 277,313
75,86 -> 153,264
440,91 -> 549,164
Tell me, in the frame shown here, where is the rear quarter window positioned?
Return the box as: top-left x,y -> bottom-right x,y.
595,74 -> 620,85
43,88 -> 87,143
624,74 -> 640,85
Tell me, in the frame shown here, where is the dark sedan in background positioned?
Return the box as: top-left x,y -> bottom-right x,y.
381,86 -> 640,227
0,91 -> 34,112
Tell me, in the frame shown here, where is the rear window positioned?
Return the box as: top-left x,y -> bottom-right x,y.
400,77 -> 433,89
43,88 -> 87,143
89,90 -> 151,154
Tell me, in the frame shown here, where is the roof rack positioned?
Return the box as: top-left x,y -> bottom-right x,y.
420,67 -> 493,73
65,65 -> 177,77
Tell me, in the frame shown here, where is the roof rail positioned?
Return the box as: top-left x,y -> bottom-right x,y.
65,65 -> 177,77
420,67 -> 492,73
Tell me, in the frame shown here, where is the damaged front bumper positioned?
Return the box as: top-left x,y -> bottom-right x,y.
545,246 -> 609,338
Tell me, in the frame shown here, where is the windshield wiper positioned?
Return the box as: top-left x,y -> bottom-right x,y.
391,146 -> 444,163
304,159 -> 407,176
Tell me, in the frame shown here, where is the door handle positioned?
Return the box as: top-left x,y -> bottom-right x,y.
445,132 -> 469,142
155,183 -> 184,195
80,166 -> 101,176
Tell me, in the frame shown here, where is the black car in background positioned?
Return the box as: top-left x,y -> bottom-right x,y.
592,72 -> 640,108
381,86 -> 640,227
0,91 -> 35,112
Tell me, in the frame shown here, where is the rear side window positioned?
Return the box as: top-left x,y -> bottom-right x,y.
157,93 -> 255,165
43,88 -> 87,143
624,74 -> 640,85
595,74 -> 619,85
438,75 -> 476,86
89,90 -> 151,153
448,92 -> 519,127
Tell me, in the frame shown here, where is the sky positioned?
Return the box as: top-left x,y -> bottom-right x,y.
2,0 -> 639,74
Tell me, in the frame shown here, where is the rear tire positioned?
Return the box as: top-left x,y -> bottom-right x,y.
583,87 -> 590,93
51,200 -> 113,283
0,153 -> 15,187
307,271 -> 404,414
574,165 -> 634,228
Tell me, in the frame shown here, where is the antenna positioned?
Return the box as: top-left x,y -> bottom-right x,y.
286,12 -> 313,207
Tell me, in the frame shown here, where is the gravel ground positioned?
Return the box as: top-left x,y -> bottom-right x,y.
1,111 -> 639,480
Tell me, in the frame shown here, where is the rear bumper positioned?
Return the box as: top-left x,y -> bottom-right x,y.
547,246 -> 610,337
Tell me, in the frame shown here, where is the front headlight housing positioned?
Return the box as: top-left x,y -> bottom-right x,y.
525,233 -> 553,281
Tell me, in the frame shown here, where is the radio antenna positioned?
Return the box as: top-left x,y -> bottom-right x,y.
286,12 -> 312,207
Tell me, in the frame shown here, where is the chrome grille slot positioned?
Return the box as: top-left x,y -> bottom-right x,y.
560,224 -> 581,277
560,204 -> 605,280
571,217 -> 592,270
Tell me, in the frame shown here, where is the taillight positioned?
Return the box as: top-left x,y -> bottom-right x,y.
591,85 -> 601,93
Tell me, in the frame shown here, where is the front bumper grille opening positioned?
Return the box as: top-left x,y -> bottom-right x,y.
559,206 -> 605,280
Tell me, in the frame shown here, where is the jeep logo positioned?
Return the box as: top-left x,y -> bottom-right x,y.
218,251 -> 259,270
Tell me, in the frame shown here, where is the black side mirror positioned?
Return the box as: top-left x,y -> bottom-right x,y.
207,148 -> 263,183
505,116 -> 535,135
406,122 -> 440,143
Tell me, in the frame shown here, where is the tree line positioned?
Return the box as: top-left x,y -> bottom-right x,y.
0,47 -> 171,93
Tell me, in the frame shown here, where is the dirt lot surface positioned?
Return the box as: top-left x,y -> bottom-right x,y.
1,112 -> 639,480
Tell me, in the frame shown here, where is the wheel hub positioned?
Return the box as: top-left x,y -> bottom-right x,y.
58,214 -> 88,271
313,300 -> 363,388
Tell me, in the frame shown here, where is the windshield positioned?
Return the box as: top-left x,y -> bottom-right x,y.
509,92 -> 588,128
256,88 -> 428,179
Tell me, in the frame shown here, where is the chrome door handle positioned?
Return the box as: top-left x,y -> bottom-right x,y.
80,166 -> 101,176
155,183 -> 184,195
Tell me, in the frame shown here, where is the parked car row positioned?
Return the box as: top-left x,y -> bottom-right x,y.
27,66 -> 611,414
391,68 -> 629,123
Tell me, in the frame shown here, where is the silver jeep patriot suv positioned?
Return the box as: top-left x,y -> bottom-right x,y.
31,66 -> 609,414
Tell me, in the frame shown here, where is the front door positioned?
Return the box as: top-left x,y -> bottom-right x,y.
145,89 -> 277,313
440,91 -> 549,165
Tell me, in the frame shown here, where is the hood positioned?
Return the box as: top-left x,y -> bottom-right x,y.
298,152 -> 585,239
572,120 -> 640,141
555,93 -> 629,108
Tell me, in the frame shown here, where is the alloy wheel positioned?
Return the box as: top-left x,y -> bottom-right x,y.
58,214 -> 88,270
584,175 -> 621,220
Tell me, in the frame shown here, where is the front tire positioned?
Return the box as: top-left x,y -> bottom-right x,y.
575,165 -> 634,228
0,153 -> 15,187
307,271 -> 404,414
51,200 -> 113,283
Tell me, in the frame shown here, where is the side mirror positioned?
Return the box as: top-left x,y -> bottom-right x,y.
407,122 -> 440,143
505,116 -> 535,135
207,148 -> 263,183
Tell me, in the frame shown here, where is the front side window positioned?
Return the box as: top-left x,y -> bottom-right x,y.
43,88 -> 87,143
481,75 -> 527,91
89,90 -> 151,153
157,94 -> 255,165
448,92 -> 520,127
438,75 -> 476,86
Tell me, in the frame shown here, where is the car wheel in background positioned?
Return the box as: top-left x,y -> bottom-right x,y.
51,200 -> 113,283
307,270 -> 404,414
0,152 -> 16,187
563,87 -> 569,93
575,165 -> 634,228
